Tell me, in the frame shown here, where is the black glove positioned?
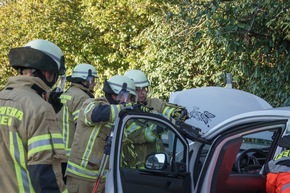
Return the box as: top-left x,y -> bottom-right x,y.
156,126 -> 166,135
48,89 -> 63,114
172,107 -> 189,122
132,104 -> 152,113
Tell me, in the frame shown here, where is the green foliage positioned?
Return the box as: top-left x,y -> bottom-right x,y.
0,0 -> 289,107
129,0 -> 290,106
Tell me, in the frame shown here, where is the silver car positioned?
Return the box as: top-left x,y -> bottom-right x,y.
105,87 -> 289,193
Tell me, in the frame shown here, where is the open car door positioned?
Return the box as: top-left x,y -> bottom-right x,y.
105,108 -> 205,193
191,110 -> 290,193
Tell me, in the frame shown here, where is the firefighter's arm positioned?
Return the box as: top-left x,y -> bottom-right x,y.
84,99 -> 129,124
147,98 -> 189,122
266,173 -> 277,193
162,103 -> 189,122
126,121 -> 163,143
27,109 -> 66,193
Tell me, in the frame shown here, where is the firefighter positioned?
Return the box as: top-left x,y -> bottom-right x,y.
0,39 -> 67,193
65,75 -> 136,193
264,135 -> 290,193
57,63 -> 98,183
122,69 -> 188,168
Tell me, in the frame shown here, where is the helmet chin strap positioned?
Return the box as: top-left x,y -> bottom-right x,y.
33,70 -> 57,88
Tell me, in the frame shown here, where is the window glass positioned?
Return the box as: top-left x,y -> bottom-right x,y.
120,117 -> 186,171
234,130 -> 276,173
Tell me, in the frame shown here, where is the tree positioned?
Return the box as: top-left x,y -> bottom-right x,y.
0,0 -> 289,107
0,0 -> 157,96
129,0 -> 290,106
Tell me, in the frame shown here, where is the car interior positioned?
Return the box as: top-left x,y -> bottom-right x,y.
194,123 -> 285,193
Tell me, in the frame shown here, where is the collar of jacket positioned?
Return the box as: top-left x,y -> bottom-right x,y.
71,83 -> 94,97
7,76 -> 50,93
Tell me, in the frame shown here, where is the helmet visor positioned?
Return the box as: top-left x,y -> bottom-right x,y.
117,90 -> 129,103
117,91 -> 137,104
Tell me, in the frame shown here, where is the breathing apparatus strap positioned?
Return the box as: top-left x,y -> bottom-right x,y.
31,84 -> 47,98
33,69 -> 57,88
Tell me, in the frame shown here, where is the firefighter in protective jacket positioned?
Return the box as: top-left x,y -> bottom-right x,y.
57,63 -> 98,182
264,135 -> 290,193
65,75 -> 136,193
122,69 -> 189,168
0,39 -> 67,193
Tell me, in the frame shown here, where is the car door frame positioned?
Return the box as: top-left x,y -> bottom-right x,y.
195,119 -> 288,193
106,110 -> 193,193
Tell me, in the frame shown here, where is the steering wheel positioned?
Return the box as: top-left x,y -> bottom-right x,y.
235,148 -> 266,173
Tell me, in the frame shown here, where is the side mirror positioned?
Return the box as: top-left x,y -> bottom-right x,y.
145,153 -> 168,170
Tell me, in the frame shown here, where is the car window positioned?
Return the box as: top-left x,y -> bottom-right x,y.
241,131 -> 273,150
233,130 -> 276,174
120,117 -> 187,171
195,129 -> 277,180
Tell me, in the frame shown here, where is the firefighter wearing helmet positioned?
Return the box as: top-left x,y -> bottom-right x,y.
264,135 -> 290,193
66,75 -> 136,193
122,69 -> 189,168
0,39 -> 67,193
57,63 -> 98,183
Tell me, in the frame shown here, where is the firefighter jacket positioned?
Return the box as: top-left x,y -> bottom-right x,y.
0,76 -> 67,193
145,98 -> 182,118
66,97 -> 127,182
122,98 -> 182,168
265,149 -> 290,193
57,83 -> 94,159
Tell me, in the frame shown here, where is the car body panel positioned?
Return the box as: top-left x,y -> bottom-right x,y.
105,87 -> 290,193
169,87 -> 272,133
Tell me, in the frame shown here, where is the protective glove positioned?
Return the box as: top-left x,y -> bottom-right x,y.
132,104 -> 152,113
48,88 -> 63,114
172,107 -> 189,122
121,102 -> 133,107
156,126 -> 166,135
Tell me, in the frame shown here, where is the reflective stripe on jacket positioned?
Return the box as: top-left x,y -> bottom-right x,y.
66,97 -> 124,181
122,98 -> 173,168
266,150 -> 290,193
57,83 -> 94,158
0,76 -> 67,193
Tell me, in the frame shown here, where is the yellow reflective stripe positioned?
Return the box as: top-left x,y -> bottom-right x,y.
28,145 -> 52,157
72,109 -> 79,122
62,189 -> 68,193
10,132 -> 35,193
125,122 -> 141,134
28,134 -> 51,144
67,161 -> 98,179
28,133 -> 64,157
110,105 -> 121,121
66,148 -> 71,157
84,102 -> 96,126
67,161 -> 107,180
28,134 -> 52,157
62,106 -> 70,155
60,94 -> 72,101
162,106 -> 175,117
51,133 -> 65,149
81,125 -> 101,167
274,150 -> 290,160
145,125 -> 157,142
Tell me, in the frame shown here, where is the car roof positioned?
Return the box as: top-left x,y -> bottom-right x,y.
169,86 -> 272,133
204,106 -> 290,140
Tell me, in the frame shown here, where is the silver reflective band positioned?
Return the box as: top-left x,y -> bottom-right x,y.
281,183 -> 290,192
